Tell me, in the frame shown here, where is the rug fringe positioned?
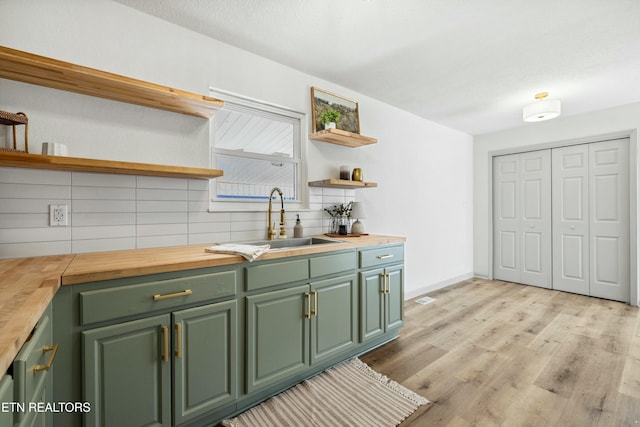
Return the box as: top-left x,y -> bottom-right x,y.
350,358 -> 429,405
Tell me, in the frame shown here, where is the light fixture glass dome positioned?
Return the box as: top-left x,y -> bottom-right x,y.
522,92 -> 561,122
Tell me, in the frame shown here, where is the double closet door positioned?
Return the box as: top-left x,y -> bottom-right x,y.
493,138 -> 630,303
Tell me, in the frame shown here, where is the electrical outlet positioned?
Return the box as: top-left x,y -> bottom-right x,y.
49,204 -> 68,226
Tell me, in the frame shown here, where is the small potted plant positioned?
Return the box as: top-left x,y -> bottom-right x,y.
319,109 -> 340,129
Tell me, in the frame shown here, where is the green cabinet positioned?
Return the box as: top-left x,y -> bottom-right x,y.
310,275 -> 358,364
359,245 -> 405,343
173,301 -> 237,425
83,314 -> 172,427
83,300 -> 237,427
246,274 -> 357,394
13,304 -> 55,427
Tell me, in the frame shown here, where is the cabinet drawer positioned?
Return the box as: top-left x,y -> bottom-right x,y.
13,315 -> 54,408
80,270 -> 237,325
246,259 -> 309,291
310,251 -> 355,278
359,245 -> 404,269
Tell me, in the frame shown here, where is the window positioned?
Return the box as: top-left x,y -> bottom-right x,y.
209,89 -> 307,210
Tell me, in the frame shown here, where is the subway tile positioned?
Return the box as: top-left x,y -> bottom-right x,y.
188,200 -> 210,213
0,227 -> 71,243
71,172 -> 135,188
137,176 -> 188,190
137,188 -> 188,201
0,198 -> 70,214
72,225 -> 136,240
72,212 -> 136,227
72,186 -> 136,200
137,212 -> 188,225
0,183 -> 71,199
137,223 -> 188,237
0,168 -> 70,185
0,213 -> 49,228
188,189 -> 209,203
137,200 -> 187,213
73,199 -> 135,213
188,232 -> 230,245
72,238 -> 136,254
188,211 -> 230,223
137,235 -> 188,249
188,221 -> 230,234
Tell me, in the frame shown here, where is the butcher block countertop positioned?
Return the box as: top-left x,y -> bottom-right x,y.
0,234 -> 405,375
0,255 -> 74,378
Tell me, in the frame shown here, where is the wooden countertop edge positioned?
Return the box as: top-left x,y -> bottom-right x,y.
0,255 -> 74,376
61,234 -> 406,285
0,234 -> 405,374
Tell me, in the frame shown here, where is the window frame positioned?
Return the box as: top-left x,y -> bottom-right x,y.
208,88 -> 308,212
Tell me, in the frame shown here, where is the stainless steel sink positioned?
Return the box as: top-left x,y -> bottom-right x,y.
239,237 -> 344,250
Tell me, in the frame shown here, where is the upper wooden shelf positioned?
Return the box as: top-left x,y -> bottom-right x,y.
0,46 -> 223,118
309,128 -> 377,148
308,179 -> 377,189
0,151 -> 223,180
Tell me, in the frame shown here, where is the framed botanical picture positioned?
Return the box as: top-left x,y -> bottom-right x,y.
311,87 -> 360,134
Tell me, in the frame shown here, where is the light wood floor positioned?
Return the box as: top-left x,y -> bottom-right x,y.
361,278 -> 640,427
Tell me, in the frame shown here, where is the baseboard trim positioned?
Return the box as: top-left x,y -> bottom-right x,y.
404,272 -> 474,300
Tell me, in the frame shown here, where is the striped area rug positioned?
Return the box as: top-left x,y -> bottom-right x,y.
222,358 -> 429,426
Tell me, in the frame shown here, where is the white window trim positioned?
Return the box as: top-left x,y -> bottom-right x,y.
208,87 -> 308,212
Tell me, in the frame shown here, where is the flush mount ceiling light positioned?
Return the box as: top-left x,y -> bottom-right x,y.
522,92 -> 561,122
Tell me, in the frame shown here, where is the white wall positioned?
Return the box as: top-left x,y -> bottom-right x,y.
474,102 -> 640,304
0,0 -> 473,298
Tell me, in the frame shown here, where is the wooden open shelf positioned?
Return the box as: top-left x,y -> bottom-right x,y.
309,128 -> 377,148
308,179 -> 377,189
0,46 -> 223,118
0,151 -> 223,180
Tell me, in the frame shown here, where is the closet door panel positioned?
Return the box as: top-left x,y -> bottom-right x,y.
519,150 -> 551,288
589,139 -> 629,302
493,155 -> 520,282
552,145 -> 590,295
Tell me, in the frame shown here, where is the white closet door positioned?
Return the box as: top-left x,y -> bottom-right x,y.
493,154 -> 520,283
552,144 -> 590,295
589,139 -> 629,302
493,150 -> 551,287
519,150 -> 552,288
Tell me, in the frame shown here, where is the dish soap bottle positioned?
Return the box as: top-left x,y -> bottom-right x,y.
294,214 -> 303,238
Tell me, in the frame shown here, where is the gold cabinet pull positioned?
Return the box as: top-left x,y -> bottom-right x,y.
312,290 -> 318,317
377,254 -> 394,260
385,274 -> 391,294
153,289 -> 192,301
379,273 -> 386,294
305,293 -> 311,319
161,326 -> 169,362
175,323 -> 182,359
33,344 -> 59,374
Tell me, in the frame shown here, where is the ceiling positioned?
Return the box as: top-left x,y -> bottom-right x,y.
114,0 -> 640,135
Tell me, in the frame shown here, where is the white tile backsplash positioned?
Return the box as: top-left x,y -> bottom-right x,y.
0,167 -> 358,259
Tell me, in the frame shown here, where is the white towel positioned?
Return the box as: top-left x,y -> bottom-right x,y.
205,243 -> 270,262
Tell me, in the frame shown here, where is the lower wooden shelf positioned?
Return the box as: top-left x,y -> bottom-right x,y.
308,179 -> 377,189
0,151 -> 223,179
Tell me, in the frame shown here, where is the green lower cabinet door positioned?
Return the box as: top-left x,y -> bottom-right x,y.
173,300 -> 237,425
385,265 -> 405,331
359,268 -> 385,342
310,274 -> 357,364
83,314 -> 171,427
246,285 -> 309,394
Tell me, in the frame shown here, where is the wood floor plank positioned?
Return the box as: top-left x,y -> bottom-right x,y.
360,278 -> 640,426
